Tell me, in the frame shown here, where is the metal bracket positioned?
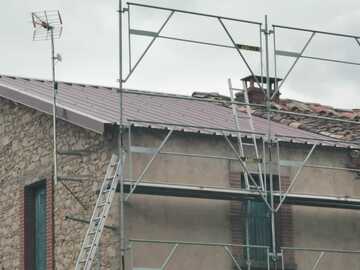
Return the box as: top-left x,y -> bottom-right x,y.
65,215 -> 117,231
60,181 -> 88,210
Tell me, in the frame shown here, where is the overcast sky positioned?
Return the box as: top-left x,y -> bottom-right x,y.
1,0 -> 360,109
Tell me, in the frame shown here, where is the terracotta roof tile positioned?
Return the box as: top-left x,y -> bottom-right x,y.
252,99 -> 360,142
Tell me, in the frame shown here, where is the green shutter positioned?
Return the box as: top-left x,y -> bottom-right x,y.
35,186 -> 47,270
247,201 -> 271,263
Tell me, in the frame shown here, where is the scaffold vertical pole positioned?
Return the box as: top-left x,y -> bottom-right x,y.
264,14 -> 277,263
119,0 -> 126,269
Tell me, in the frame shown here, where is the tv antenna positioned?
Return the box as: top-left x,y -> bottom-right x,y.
31,10 -> 63,185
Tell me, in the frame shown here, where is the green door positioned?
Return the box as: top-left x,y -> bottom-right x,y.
34,186 -> 47,270
248,201 -> 271,263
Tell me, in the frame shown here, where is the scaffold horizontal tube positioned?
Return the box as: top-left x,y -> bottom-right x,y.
281,246 -> 360,254
129,238 -> 269,249
127,119 -> 360,147
272,24 -> 360,39
119,181 -> 360,210
127,2 -> 262,25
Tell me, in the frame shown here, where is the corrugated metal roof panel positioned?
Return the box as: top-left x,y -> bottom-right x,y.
0,74 -> 356,149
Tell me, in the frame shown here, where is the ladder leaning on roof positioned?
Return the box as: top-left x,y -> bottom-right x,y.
75,154 -> 122,270
227,78 -> 265,191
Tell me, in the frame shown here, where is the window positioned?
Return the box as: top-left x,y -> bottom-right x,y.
241,174 -> 279,266
246,200 -> 271,263
230,172 -> 294,269
24,182 -> 47,270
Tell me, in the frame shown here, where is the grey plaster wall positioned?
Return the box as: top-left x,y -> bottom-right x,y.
125,129 -> 232,270
126,129 -> 360,270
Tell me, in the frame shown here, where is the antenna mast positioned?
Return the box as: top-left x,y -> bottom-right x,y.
31,10 -> 63,185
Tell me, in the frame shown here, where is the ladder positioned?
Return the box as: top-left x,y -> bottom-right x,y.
228,78 -> 265,191
75,154 -> 121,270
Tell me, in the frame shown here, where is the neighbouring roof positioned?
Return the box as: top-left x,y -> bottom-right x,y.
253,99 -> 360,142
193,91 -> 360,146
0,74 -> 356,149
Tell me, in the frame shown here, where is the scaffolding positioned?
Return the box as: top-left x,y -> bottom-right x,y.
63,1 -> 360,269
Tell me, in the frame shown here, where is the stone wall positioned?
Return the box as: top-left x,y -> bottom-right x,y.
0,98 -> 119,269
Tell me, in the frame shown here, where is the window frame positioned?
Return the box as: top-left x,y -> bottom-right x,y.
24,180 -> 48,270
241,174 -> 279,267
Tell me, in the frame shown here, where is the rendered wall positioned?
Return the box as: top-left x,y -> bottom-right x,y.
125,128 -> 233,270
282,145 -> 360,269
127,129 -> 360,270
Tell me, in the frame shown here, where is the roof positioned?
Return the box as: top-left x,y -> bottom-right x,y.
255,99 -> 360,142
0,74 -> 355,149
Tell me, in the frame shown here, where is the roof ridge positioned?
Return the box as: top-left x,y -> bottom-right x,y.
0,73 -> 118,90
0,73 -> 199,100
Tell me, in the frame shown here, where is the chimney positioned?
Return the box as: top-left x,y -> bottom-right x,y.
235,75 -> 282,104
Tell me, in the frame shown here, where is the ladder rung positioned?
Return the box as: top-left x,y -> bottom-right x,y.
75,153 -> 121,269
104,183 -> 112,189
93,217 -> 101,223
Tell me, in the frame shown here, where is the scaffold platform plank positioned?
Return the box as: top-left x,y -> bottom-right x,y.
120,181 -> 360,210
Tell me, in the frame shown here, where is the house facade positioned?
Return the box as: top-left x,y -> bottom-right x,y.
0,75 -> 359,270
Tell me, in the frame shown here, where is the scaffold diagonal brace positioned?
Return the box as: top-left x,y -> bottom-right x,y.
125,129 -> 174,201
274,32 -> 316,96
224,246 -> 243,270
160,244 -> 178,270
275,144 -> 317,212
354,37 -> 360,48
311,252 -> 325,270
124,10 -> 175,82
218,18 -> 265,94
